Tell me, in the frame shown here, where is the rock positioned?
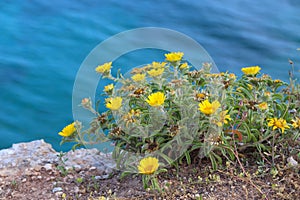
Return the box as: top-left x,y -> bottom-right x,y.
0,139 -> 116,179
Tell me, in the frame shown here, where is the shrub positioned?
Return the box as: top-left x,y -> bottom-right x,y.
59,52 -> 300,185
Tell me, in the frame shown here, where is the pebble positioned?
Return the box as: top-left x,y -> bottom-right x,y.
89,166 -> 96,171
55,191 -> 64,197
74,186 -> 80,193
52,187 -> 63,193
94,174 -> 109,179
33,165 -> 42,171
73,164 -> 82,172
287,156 -> 298,166
43,163 -> 53,171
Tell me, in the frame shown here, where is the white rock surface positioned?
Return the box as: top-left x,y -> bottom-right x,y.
0,139 -> 115,178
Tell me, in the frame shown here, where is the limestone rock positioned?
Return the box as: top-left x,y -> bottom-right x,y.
0,139 -> 115,179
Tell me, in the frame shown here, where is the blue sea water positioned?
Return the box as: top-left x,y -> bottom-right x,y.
0,0 -> 299,151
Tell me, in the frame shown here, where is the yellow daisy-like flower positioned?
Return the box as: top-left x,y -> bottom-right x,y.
291,117 -> 300,128
179,62 -> 188,69
95,62 -> 112,74
198,99 -> 221,115
58,122 -> 76,137
165,52 -> 184,62
151,61 -> 167,69
229,73 -> 236,80
106,97 -> 122,110
258,102 -> 268,110
132,73 -> 146,82
146,92 -> 165,107
241,66 -> 261,75
216,110 -> 231,127
138,157 -> 159,175
104,84 -> 114,92
267,118 -> 290,133
147,68 -> 164,77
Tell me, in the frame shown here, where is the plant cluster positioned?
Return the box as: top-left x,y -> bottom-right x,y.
59,51 -> 300,190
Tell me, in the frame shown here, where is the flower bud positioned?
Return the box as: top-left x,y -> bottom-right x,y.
81,98 -> 92,109
239,100 -> 243,107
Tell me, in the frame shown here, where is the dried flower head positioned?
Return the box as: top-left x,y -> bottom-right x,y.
291,117 -> 300,128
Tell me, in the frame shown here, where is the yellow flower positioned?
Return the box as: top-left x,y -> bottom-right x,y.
292,117 -> 300,128
241,66 -> 261,75
179,62 -> 188,69
165,52 -> 184,62
151,61 -> 166,69
198,99 -> 221,115
95,62 -> 112,74
58,122 -> 76,137
264,91 -> 271,97
274,79 -> 282,83
106,97 -> 122,110
146,92 -> 165,107
258,102 -> 268,110
267,118 -> 289,133
104,84 -> 114,92
216,110 -> 231,127
138,157 -> 159,175
147,68 -> 164,77
132,73 -> 146,82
